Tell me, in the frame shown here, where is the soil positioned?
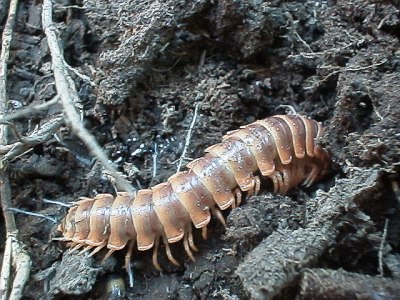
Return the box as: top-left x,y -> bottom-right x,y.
1,0 -> 400,299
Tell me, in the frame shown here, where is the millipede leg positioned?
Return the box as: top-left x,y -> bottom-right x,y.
276,172 -> 283,194
183,233 -> 196,262
303,171 -> 312,186
68,242 -> 78,250
231,199 -> 237,209
231,188 -> 241,208
281,170 -> 290,195
88,243 -> 106,257
152,238 -> 162,272
202,227 -> 208,240
314,146 -> 325,160
211,207 -> 227,227
254,176 -> 261,195
235,188 -> 242,207
303,164 -> 318,187
124,240 -> 135,270
270,174 -> 279,194
246,181 -> 256,198
188,228 -> 198,252
102,249 -> 115,263
162,235 -> 180,267
70,243 -> 84,253
80,245 -> 94,254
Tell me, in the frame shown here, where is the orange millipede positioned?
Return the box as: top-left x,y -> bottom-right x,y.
57,114 -> 330,271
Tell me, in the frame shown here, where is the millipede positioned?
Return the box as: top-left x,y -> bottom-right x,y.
56,114 -> 330,271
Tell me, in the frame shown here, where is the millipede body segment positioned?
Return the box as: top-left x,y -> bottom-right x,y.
57,115 -> 330,270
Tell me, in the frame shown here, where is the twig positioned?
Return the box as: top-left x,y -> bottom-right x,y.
288,17 -> 313,53
0,1 -> 17,124
102,169 -> 132,195
0,114 -> 64,168
7,208 -> 57,223
0,144 -> 13,154
1,121 -> 24,142
0,1 -> 32,299
127,263 -> 134,288
0,233 -> 12,300
59,5 -> 86,10
65,64 -> 96,87
304,59 -> 387,91
43,198 -> 74,208
152,143 -> 158,178
0,95 -> 60,123
42,0 -> 134,194
318,59 -> 387,72
177,102 -> 200,172
378,218 -> 389,277
3,234 -> 31,300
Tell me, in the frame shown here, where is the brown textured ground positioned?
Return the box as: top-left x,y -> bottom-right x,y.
1,0 -> 400,299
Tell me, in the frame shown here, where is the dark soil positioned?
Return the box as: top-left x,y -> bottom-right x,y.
1,0 -> 400,299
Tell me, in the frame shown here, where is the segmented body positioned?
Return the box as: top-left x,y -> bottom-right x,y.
57,115 -> 330,270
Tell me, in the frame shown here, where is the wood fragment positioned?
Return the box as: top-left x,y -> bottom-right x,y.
300,268 -> 400,300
